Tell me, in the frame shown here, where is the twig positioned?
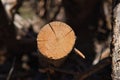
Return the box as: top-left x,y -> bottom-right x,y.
6,57 -> 16,80
74,48 -> 85,59
103,0 -> 112,30
39,67 -> 76,75
51,67 -> 77,75
0,70 -> 37,79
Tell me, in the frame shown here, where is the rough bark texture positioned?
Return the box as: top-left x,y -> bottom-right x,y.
112,3 -> 120,80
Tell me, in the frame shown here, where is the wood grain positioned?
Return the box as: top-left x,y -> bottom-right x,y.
37,21 -> 76,59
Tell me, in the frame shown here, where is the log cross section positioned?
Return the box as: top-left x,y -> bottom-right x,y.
37,21 -> 76,60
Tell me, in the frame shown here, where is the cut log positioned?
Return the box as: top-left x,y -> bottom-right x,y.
37,21 -> 76,59
37,21 -> 76,66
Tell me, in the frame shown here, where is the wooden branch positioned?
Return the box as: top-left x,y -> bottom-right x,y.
0,71 -> 37,79
39,67 -> 76,75
78,57 -> 111,80
103,0 -> 112,30
100,48 -> 110,60
38,57 -> 111,80
0,57 -> 111,79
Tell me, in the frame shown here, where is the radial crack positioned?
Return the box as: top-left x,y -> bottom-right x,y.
49,23 -> 57,37
64,29 -> 72,37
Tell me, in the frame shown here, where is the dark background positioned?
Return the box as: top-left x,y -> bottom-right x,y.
0,0 -> 112,80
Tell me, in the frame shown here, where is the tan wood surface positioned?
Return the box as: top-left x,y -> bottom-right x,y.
37,21 -> 76,59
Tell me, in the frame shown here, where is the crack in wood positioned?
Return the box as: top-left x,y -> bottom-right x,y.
64,29 -> 72,37
49,23 -> 57,37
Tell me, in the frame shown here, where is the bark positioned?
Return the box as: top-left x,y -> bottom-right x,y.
112,2 -> 120,80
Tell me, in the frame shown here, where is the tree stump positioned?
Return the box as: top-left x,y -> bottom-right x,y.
37,21 -> 76,66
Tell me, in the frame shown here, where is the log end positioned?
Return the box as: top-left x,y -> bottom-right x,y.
37,21 -> 76,60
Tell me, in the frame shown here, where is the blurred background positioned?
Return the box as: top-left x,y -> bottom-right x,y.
0,0 -> 112,80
